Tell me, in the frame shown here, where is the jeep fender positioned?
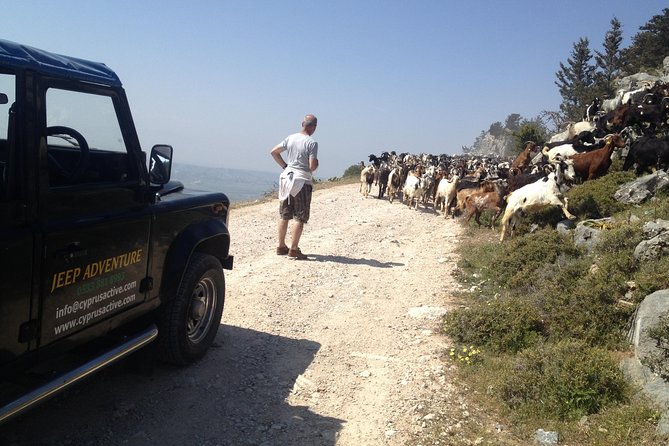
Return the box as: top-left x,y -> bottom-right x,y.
159,219 -> 233,303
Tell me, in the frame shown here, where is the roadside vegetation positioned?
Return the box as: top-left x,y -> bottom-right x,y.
435,167 -> 669,445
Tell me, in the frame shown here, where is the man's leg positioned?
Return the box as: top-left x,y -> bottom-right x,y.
278,218 -> 289,249
290,221 -> 304,250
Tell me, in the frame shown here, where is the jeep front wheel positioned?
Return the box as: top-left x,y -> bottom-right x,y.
158,253 -> 225,365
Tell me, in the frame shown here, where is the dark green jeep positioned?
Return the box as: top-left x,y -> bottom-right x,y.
0,39 -> 233,422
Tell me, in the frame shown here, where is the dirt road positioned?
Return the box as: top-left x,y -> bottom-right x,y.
0,182 -> 468,446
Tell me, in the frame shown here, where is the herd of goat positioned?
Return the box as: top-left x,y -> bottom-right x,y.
358,80 -> 669,242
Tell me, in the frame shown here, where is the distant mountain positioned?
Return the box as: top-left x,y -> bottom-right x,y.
467,132 -> 515,158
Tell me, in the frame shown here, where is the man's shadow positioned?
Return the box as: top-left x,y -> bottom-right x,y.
309,254 -> 404,268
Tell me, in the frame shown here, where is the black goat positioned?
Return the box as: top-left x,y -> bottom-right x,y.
623,135 -> 669,175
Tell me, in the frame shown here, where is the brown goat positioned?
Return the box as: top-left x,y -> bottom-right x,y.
510,141 -> 536,173
455,180 -> 497,216
463,181 -> 507,228
568,133 -> 626,181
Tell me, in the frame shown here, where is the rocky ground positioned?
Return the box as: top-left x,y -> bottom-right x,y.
0,182 -> 506,446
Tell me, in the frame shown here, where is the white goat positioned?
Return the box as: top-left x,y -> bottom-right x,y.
359,164 -> 375,198
601,89 -> 625,113
548,121 -> 595,143
621,81 -> 653,105
420,172 -> 436,206
402,174 -> 424,210
434,175 -> 459,218
499,168 -> 575,242
386,166 -> 402,203
542,143 -> 577,163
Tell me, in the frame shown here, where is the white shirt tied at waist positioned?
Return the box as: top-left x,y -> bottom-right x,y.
278,168 -> 312,203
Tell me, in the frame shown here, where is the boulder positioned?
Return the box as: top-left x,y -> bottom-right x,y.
614,171 -> 669,205
622,290 -> 669,435
631,290 -> 669,363
573,218 -> 614,252
616,72 -> 663,90
643,219 -> 669,238
556,219 -> 576,235
634,231 -> 669,262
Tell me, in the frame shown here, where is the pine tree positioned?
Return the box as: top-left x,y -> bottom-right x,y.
624,8 -> 669,73
555,38 -> 596,122
488,122 -> 504,137
504,114 -> 522,132
594,17 -> 624,99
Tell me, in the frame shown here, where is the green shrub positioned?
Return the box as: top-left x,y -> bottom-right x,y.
493,340 -> 629,420
566,171 -> 636,219
489,229 -> 582,289
539,264 -> 632,347
635,256 -> 669,298
342,164 -> 362,178
443,296 -> 544,353
592,220 -> 644,256
557,401 -> 662,446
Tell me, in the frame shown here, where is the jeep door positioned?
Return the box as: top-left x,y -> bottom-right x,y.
39,82 -> 151,346
0,71 -> 34,365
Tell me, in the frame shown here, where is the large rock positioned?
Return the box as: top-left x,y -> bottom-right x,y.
643,219 -> 669,238
634,220 -> 669,261
573,218 -> 614,252
614,171 -> 669,205
622,289 -> 669,435
616,72 -> 665,90
631,290 -> 669,363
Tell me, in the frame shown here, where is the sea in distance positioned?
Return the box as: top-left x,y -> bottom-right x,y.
171,163 -> 279,203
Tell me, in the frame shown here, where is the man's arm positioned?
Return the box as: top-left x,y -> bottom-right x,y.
270,144 -> 288,169
309,157 -> 319,172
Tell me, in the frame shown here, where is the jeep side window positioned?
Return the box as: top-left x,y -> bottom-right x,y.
46,88 -> 135,187
0,73 -> 15,200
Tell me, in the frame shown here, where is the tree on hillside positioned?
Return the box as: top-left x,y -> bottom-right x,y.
343,163 -> 362,178
624,8 -> 669,73
504,114 -> 522,133
594,17 -> 624,99
489,121 -> 504,137
538,110 -> 564,135
555,37 -> 596,122
512,121 -> 547,155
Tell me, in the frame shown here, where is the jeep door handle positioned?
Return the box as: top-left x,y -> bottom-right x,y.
56,243 -> 88,262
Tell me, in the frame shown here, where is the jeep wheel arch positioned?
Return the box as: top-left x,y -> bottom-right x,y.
158,219 -> 231,304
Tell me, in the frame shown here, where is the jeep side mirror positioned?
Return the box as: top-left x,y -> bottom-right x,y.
149,144 -> 173,185
0,94 -> 7,105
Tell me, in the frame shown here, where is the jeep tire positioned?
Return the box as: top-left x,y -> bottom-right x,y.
157,253 -> 225,365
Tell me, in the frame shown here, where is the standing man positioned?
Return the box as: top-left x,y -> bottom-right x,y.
271,114 -> 319,260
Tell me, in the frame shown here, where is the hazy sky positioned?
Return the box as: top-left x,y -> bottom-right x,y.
3,1 -> 667,178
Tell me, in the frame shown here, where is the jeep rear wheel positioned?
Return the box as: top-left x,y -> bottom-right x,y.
158,253 -> 225,365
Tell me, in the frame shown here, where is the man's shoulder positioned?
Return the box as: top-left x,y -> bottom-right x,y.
288,133 -> 317,145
